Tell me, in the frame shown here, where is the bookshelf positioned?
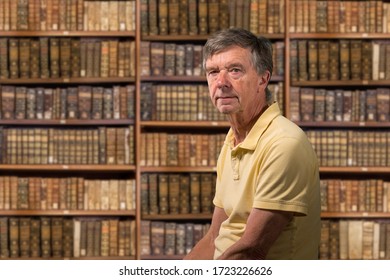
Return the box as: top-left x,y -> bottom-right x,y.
0,0 -> 137,259
0,0 -> 389,260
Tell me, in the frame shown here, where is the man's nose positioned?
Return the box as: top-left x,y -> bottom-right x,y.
216,70 -> 231,88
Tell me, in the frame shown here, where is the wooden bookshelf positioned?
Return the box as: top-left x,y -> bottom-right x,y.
1,0 -> 389,261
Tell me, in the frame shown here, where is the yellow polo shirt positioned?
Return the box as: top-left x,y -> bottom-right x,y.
213,102 -> 321,259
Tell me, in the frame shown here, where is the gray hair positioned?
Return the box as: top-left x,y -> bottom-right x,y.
203,28 -> 274,104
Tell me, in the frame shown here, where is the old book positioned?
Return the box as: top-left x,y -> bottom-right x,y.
49,38 -> 60,78
147,0 -> 158,35
190,173 -> 200,214
150,42 -> 164,76
0,38 -> 9,78
164,222 -> 176,255
314,89 -> 326,122
198,0 -> 208,35
361,41 -> 372,81
18,218 -> 29,257
139,41 -> 151,76
175,223 -> 186,255
350,40 -> 362,80
179,0 -> 189,35
30,39 -> 40,78
78,86 -> 92,120
60,38 -> 71,78
300,88 -> 314,122
140,220 -> 151,256
208,0 -> 219,33
200,173 -> 213,214
308,40 -> 318,81
158,174 -> 169,215
1,86 -> 16,119
168,0 -> 179,35
188,0 -> 198,35
159,0 -> 168,35
19,38 -> 30,78
339,40 -> 350,80
318,40 -> 329,80
38,37 -> 49,78
168,174 -> 180,214
164,43 -> 176,76
14,87 -> 27,120
151,221 -> 165,255
9,39 -> 19,78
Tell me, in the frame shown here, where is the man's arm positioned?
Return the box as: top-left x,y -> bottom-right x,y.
217,208 -> 293,260
183,206 -> 227,260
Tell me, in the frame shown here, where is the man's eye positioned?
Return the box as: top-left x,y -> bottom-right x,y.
230,68 -> 241,73
208,70 -> 218,76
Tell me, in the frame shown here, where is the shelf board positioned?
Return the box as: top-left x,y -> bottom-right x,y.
0,77 -> 135,84
141,255 -> 183,260
1,256 -> 136,260
0,31 -> 136,37
0,164 -> 136,172
291,80 -> 389,87
143,34 -> 285,41
140,75 -> 284,83
143,213 -> 213,220
321,212 -> 390,218
141,166 -> 217,173
297,121 -> 390,128
289,33 -> 390,39
319,167 -> 390,173
0,210 -> 136,216
0,119 -> 135,126
141,120 -> 230,128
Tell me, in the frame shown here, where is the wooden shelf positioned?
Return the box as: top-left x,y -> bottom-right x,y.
143,213 -> 212,220
0,165 -> 136,172
297,121 -> 390,128
143,33 -> 285,41
0,31 -> 136,37
0,119 -> 135,126
141,255 -> 183,260
0,210 -> 136,217
141,166 -> 217,173
322,212 -> 390,218
0,77 -> 135,84
289,33 -> 390,39
319,167 -> 390,174
141,120 -> 230,128
291,80 -> 390,87
0,256 -> 136,260
140,75 -> 284,83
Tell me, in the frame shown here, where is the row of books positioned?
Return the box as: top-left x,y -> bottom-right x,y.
141,0 -> 285,36
0,126 -> 135,165
0,217 -> 136,258
0,0 -> 136,32
0,85 -> 135,121
306,130 -> 389,167
290,87 -> 390,122
140,220 -> 209,256
140,132 -> 225,167
141,173 -> 215,216
290,0 -> 390,33
290,39 -> 390,82
320,179 -> 390,213
0,176 -> 136,211
140,83 -> 284,122
140,40 -> 284,78
320,219 -> 390,260
0,38 -> 136,79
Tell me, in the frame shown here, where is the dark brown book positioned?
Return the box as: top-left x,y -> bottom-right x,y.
198,0 -> 208,35
190,173 -> 200,214
158,174 -> 169,215
150,221 -> 165,255
179,0 -> 189,35
318,40 -> 329,81
339,40 -> 350,80
159,0 -> 168,35
164,222 -> 176,255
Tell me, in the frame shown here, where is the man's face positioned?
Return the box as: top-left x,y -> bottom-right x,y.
205,46 -> 267,118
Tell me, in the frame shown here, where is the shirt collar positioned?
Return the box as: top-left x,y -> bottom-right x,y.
225,102 -> 281,151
